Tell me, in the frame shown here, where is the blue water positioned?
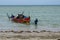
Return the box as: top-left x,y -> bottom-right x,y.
0,5 -> 60,32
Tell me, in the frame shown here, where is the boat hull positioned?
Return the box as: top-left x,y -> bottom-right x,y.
11,17 -> 30,25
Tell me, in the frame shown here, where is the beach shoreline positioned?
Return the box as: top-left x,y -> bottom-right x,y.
0,30 -> 60,40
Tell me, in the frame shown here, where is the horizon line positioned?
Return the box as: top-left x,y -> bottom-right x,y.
0,5 -> 59,6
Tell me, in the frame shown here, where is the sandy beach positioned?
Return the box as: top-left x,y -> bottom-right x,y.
0,30 -> 60,40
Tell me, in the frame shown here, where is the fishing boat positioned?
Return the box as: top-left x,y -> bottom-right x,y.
7,13 -> 30,25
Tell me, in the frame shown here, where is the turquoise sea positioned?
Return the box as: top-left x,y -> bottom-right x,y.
0,5 -> 60,32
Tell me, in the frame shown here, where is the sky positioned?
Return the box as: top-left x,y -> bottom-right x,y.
0,0 -> 60,5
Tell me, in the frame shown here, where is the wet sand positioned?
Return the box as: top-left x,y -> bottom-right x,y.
0,30 -> 60,40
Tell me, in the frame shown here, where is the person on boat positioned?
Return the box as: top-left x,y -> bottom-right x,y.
16,11 -> 26,19
11,14 -> 15,18
16,14 -> 21,19
16,14 -> 24,19
34,18 -> 38,26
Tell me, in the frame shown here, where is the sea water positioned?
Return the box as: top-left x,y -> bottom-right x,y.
0,5 -> 60,32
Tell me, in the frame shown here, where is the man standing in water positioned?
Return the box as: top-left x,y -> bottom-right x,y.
34,18 -> 38,29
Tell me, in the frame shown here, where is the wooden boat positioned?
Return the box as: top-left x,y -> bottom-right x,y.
7,13 -> 30,25
11,17 -> 30,24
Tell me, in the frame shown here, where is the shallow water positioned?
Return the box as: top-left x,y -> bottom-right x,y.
0,5 -> 60,32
